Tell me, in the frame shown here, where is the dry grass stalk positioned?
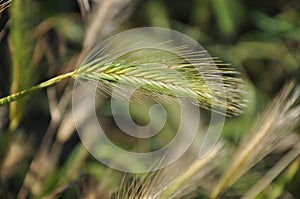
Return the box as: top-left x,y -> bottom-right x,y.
242,140 -> 300,199
0,0 -> 11,13
0,133 -> 32,180
83,0 -> 137,51
210,82 -> 300,199
115,144 -> 223,199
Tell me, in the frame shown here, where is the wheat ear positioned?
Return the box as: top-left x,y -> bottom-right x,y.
0,43 -> 246,116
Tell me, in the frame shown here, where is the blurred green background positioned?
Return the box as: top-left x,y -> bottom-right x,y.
0,0 -> 299,198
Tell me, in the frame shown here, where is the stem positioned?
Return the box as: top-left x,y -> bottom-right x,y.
0,71 -> 76,106
160,148 -> 218,199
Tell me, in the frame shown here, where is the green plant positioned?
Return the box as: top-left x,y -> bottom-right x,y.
1,0 -> 300,198
0,46 -> 246,116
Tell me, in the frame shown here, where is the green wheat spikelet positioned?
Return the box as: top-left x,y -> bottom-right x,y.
73,44 -> 247,116
0,41 -> 247,116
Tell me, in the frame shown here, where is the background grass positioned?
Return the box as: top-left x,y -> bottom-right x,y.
0,0 -> 299,198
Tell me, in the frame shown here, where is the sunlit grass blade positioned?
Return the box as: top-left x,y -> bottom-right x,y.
114,144 -> 223,199
210,82 -> 300,199
241,142 -> 300,199
0,0 -> 11,13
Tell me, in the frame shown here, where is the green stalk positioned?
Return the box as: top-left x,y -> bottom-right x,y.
0,71 -> 76,106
